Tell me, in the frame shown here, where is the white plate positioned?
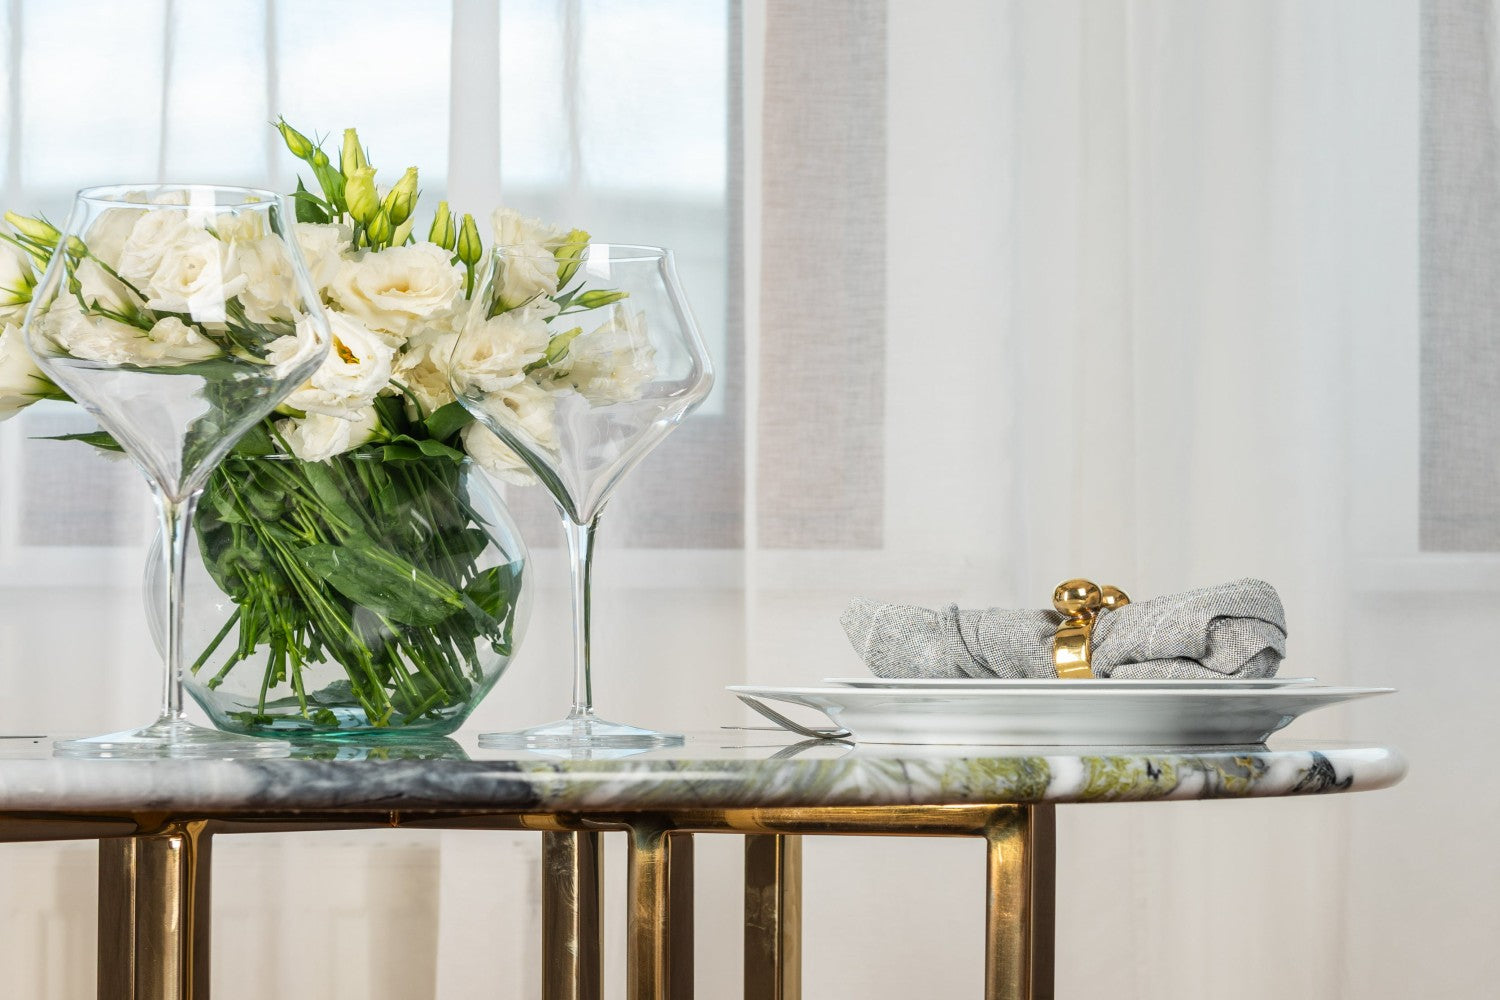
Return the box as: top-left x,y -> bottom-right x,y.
824,676 -> 1318,690
728,684 -> 1393,746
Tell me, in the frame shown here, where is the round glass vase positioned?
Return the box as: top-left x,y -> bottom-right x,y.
148,449 -> 530,740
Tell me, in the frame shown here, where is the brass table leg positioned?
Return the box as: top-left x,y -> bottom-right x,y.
98,822 -> 212,1000
543,831 -> 603,1000
984,805 -> 1055,1000
626,824 -> 694,1000
744,834 -> 801,1000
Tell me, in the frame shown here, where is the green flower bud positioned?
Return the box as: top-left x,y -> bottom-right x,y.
573,289 -> 629,310
367,209 -> 394,247
345,166 -> 380,227
276,119 -> 315,160
456,213 -> 482,267
381,167 -> 419,226
553,229 -> 591,286
5,212 -> 60,246
390,214 -> 416,248
341,128 -> 368,178
428,201 -> 456,251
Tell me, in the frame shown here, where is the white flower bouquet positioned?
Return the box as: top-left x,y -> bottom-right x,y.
0,121 -> 651,735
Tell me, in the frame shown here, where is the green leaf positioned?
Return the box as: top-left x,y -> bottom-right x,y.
292,179 -> 330,224
35,430 -> 123,452
294,540 -> 466,627
380,437 -> 466,464
462,562 -> 522,624
232,421 -> 276,457
424,400 -> 474,442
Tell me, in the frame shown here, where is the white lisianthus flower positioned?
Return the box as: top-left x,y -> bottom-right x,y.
276,407 -> 379,462
464,378 -> 558,469
451,311 -> 550,393
212,211 -> 268,245
0,322 -> 51,421
144,228 -> 247,321
46,299 -> 147,365
263,314 -> 329,379
492,245 -> 559,312
329,242 -> 463,344
0,244 -> 35,323
282,312 -> 395,417
557,306 -> 656,404
135,316 -> 221,364
227,236 -> 296,323
491,207 -> 566,248
461,421 -> 537,485
116,210 -> 194,285
83,207 -> 145,269
392,329 -> 459,415
75,259 -> 139,317
294,223 -> 352,295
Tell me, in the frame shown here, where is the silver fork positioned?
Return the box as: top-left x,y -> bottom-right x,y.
733,695 -> 851,740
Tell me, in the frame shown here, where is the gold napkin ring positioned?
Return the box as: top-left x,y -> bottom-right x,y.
1052,579 -> 1131,678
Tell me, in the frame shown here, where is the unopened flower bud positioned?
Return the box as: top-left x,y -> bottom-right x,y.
276,119 -> 315,160
367,209 -> 394,246
429,201 -> 456,251
456,213 -> 482,267
553,229 -> 590,286
573,289 -> 629,310
5,212 -> 59,246
341,128 -> 368,178
382,167 -> 418,226
345,166 -> 380,227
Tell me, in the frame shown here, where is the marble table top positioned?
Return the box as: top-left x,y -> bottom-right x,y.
0,734 -> 1405,816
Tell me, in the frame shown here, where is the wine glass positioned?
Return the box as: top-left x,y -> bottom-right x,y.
23,185 -> 330,758
451,244 -> 714,749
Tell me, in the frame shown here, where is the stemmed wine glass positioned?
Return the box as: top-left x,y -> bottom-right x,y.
24,185 -> 330,758
451,244 -> 713,749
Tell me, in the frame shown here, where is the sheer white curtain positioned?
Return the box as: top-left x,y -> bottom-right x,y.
0,1 -> 1485,998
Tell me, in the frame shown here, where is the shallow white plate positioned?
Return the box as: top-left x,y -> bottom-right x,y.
728,684 -> 1393,746
824,676 -> 1318,690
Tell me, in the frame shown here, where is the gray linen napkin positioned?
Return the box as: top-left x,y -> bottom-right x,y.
840,578 -> 1286,680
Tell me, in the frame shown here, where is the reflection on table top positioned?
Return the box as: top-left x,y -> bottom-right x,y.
0,733 -> 1405,815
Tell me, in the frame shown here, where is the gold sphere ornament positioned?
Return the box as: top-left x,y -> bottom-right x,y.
1052,579 -> 1102,618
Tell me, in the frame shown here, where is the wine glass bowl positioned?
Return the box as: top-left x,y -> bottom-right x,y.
452,243 -> 713,749
23,184 -> 330,758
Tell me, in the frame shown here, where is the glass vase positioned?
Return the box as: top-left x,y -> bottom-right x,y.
149,449 -> 530,739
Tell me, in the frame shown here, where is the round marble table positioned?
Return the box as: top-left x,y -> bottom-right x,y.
0,734 -> 1404,1000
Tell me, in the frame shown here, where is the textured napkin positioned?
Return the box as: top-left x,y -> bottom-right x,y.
840,578 -> 1286,680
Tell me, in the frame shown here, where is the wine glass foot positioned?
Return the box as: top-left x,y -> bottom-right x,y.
54,716 -> 291,759
478,714 -> 684,751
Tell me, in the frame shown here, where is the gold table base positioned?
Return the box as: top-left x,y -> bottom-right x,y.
2,803 -> 1055,1000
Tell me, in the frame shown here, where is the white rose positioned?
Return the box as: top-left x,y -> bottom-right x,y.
227,236 -> 296,324
116,210 -> 194,285
83,207 -> 145,269
144,228 -> 247,321
212,211 -> 268,245
328,242 -> 463,343
294,223 -> 352,295
276,407 -> 379,462
0,244 -> 35,323
557,306 -> 656,404
0,322 -> 50,420
75,259 -> 139,317
461,421 -> 536,485
491,207 -> 567,248
392,330 -> 459,415
282,312 -> 394,417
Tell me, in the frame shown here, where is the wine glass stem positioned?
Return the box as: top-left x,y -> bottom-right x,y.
563,515 -> 598,719
154,487 -> 200,724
